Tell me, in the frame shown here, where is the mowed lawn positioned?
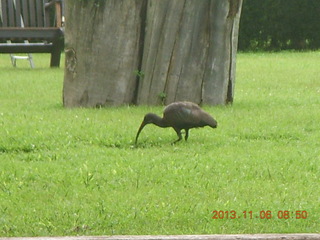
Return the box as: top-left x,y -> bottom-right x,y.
0,52 -> 319,237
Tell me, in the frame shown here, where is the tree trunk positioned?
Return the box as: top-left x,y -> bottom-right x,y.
63,0 -> 146,107
63,0 -> 242,107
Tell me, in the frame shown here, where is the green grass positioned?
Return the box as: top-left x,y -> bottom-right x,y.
0,52 -> 319,237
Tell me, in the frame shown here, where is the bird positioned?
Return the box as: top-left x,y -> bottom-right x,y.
135,101 -> 217,144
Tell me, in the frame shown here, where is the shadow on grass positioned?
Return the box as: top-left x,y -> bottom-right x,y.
0,144 -> 37,154
96,138 -> 180,149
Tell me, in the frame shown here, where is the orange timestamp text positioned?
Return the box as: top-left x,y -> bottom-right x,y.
212,210 -> 308,219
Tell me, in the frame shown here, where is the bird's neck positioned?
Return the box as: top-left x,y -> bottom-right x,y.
151,114 -> 169,128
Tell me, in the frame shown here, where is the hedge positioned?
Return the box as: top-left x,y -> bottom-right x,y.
238,0 -> 320,51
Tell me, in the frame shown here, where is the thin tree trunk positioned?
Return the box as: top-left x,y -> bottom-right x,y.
203,0 -> 242,105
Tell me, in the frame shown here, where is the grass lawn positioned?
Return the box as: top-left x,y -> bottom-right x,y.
0,52 -> 319,237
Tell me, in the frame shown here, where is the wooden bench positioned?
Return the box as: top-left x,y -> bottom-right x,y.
0,0 -> 64,67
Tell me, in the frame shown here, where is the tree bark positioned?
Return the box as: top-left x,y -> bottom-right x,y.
63,0 -> 242,107
63,0 -> 146,107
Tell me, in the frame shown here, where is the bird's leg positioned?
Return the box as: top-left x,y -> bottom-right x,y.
185,129 -> 189,141
172,128 -> 182,144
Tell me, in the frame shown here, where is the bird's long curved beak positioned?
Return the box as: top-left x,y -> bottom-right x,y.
135,121 -> 147,144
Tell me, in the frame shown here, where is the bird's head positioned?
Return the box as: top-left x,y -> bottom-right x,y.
211,118 -> 218,128
143,113 -> 159,124
202,112 -> 218,129
135,113 -> 159,144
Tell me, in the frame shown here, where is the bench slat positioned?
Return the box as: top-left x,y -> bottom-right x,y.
29,0 -> 36,27
14,0 -> 22,27
7,0 -> 15,26
21,0 -> 30,27
1,0 -> 8,26
0,28 -> 63,41
0,42 -> 53,53
36,0 -> 45,27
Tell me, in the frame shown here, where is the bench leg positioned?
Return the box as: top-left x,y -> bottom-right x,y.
28,54 -> 35,68
50,38 -> 64,67
10,54 -> 17,67
50,51 -> 61,67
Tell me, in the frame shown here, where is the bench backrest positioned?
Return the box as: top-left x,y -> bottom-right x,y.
0,0 -> 58,28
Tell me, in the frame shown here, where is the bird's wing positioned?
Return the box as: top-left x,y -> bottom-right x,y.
163,102 -> 203,127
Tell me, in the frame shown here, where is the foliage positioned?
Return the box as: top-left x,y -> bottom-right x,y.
0,53 -> 319,236
158,92 -> 167,105
239,0 -> 320,51
134,70 -> 145,79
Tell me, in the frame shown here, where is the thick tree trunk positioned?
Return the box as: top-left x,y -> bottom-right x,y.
63,0 -> 146,107
136,1 -> 210,105
63,0 -> 242,107
136,0 -> 242,105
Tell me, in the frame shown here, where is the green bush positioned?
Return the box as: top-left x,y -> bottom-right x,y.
239,0 -> 320,51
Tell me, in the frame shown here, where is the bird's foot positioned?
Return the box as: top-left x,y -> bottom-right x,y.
171,138 -> 182,145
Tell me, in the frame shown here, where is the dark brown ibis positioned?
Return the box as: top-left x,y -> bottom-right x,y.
135,101 -> 217,144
